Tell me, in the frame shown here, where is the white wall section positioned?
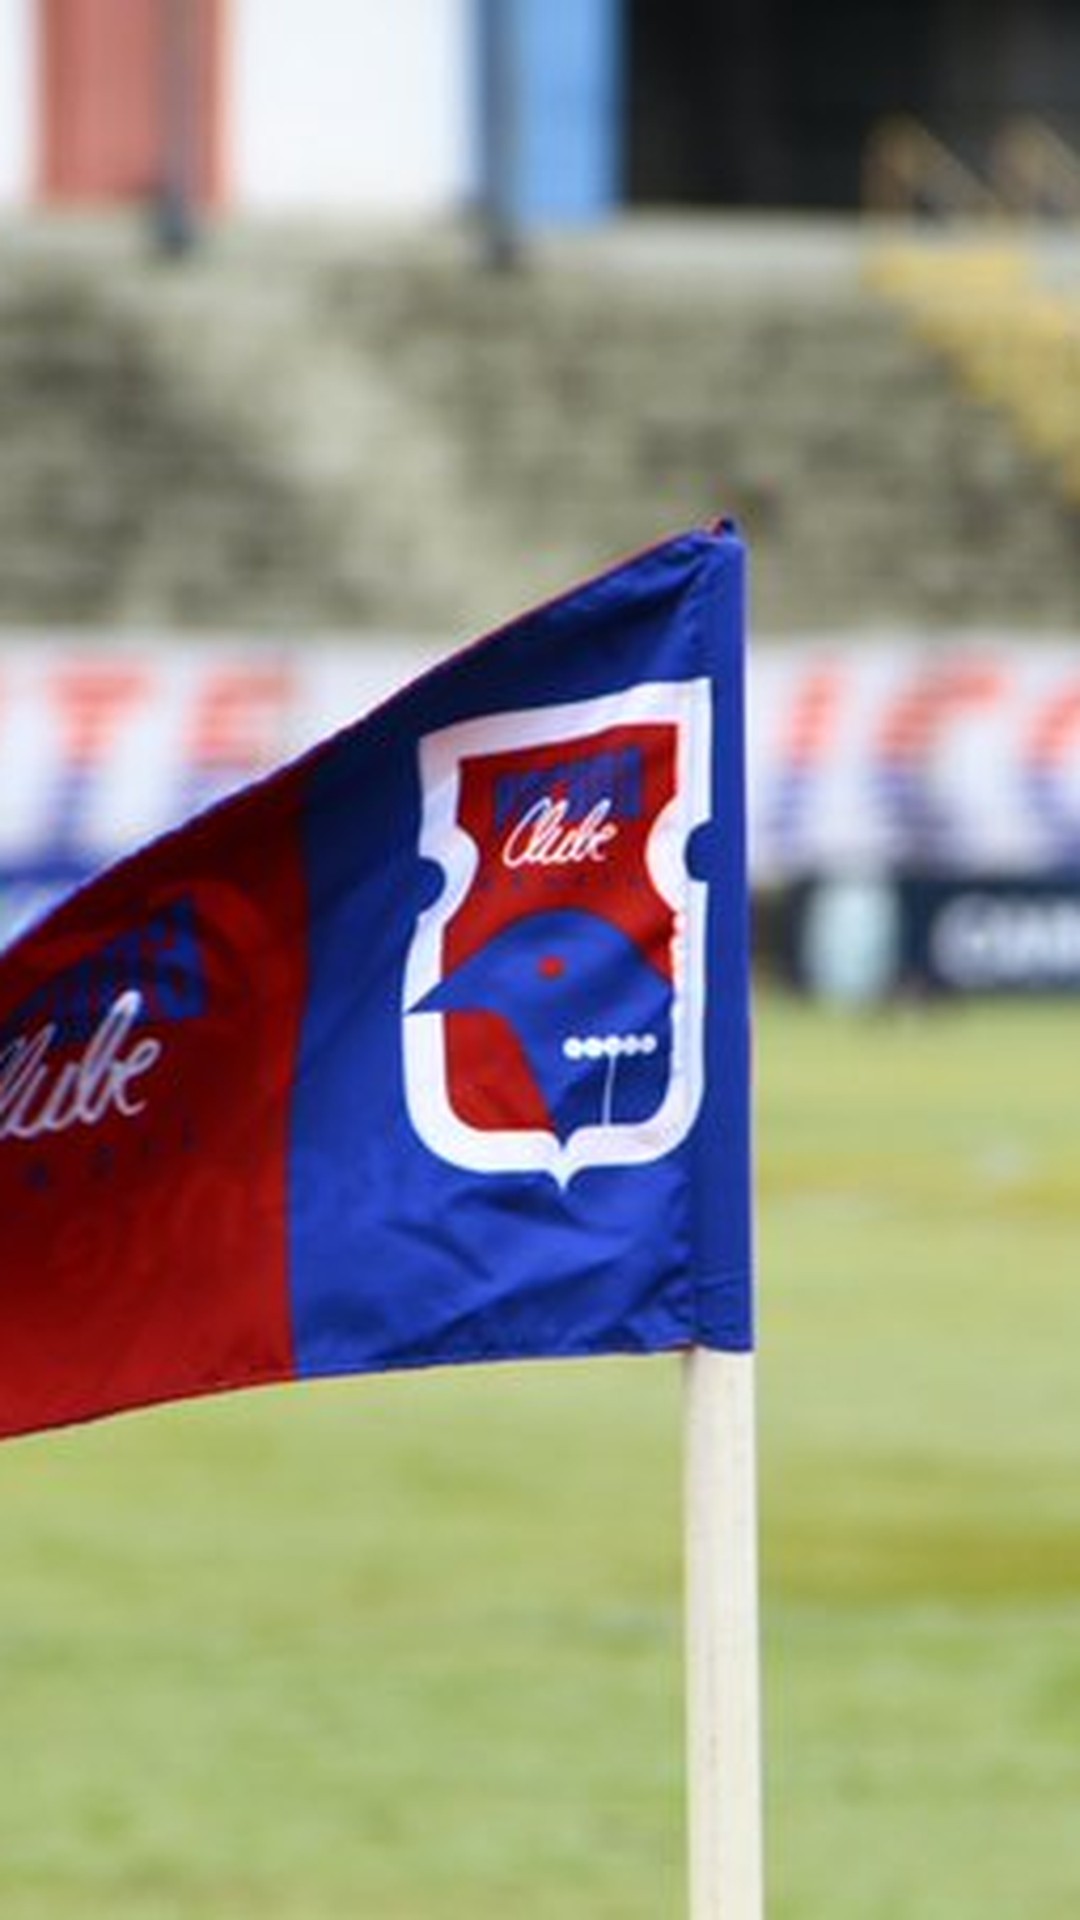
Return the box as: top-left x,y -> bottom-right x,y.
229,0 -> 471,212
0,0 -> 36,205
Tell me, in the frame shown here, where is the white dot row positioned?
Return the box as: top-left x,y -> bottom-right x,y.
562,1032 -> 659,1062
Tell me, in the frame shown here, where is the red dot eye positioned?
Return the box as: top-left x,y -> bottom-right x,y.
538,954 -> 565,979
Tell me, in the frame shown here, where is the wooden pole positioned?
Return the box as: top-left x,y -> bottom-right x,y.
684,1345 -> 764,1920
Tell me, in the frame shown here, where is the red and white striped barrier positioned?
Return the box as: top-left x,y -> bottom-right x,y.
1,635 -> 1079,946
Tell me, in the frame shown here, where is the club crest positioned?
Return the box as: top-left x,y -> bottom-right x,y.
404,682 -> 712,1181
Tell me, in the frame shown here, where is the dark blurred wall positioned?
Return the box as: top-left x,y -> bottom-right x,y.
628,0 -> 1080,207
930,0 -> 1080,152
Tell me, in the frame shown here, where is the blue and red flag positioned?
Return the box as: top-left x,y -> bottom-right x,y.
0,525 -> 751,1440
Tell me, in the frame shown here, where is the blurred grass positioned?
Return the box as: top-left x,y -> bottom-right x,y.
758,994 -> 1080,1920
0,991 -> 1078,1917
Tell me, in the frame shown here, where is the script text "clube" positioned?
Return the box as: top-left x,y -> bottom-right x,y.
0,991 -> 161,1143
501,796 -> 618,869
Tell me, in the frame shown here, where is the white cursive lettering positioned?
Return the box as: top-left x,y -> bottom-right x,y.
0,991 -> 162,1143
502,796 -> 618,870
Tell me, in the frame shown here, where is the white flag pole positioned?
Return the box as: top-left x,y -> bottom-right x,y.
684,1343 -> 764,1920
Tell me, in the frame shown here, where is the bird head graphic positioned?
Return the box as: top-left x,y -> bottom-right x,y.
411,908 -> 672,1143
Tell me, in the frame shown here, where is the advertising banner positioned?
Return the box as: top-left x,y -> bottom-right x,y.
786,872 -> 1080,1001
3,632 -> 1080,951
0,638 -> 440,948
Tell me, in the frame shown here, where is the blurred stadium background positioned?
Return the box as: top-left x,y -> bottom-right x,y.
1,4 -> 1079,1917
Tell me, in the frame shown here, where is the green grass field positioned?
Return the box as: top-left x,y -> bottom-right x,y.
0,992 -> 1077,1918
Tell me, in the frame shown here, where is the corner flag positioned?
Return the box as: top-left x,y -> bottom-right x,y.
0,524 -> 751,1441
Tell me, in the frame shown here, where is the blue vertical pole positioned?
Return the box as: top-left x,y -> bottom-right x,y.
517,0 -> 622,225
476,0 -> 523,268
475,0 -> 623,254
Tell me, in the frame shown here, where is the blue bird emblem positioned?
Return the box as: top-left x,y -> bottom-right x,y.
413,908 -> 672,1143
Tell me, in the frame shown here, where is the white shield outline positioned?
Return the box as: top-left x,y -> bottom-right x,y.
403,680 -> 712,1183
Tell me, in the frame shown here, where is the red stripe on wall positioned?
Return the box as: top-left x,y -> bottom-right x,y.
39,0 -> 226,207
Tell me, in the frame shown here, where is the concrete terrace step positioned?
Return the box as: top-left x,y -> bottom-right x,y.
0,213 -> 1073,634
